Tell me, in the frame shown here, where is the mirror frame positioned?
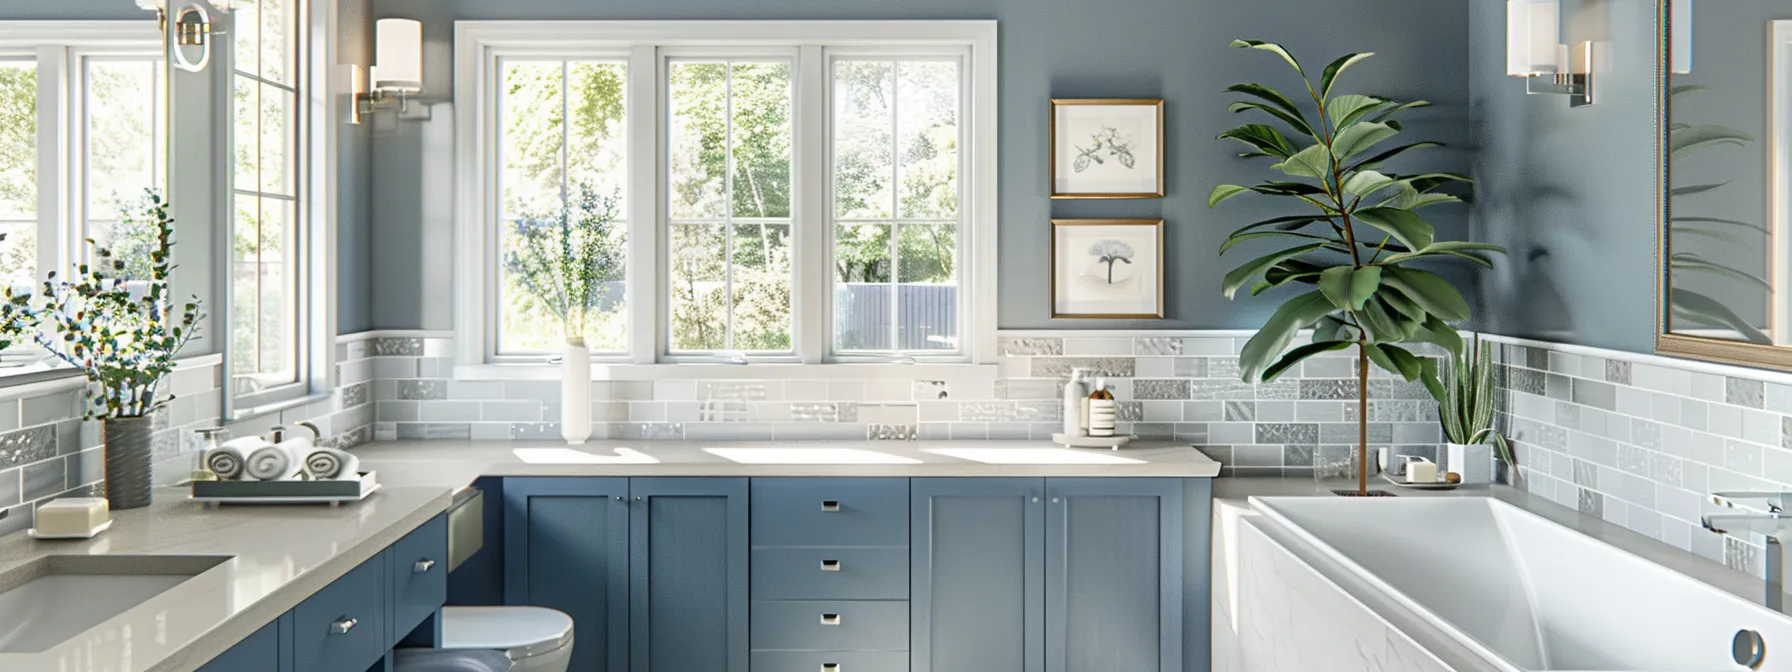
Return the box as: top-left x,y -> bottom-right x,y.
1655,0 -> 1792,370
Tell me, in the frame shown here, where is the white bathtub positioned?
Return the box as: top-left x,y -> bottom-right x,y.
1251,496 -> 1792,672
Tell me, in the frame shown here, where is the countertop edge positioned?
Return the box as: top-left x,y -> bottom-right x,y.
146,489 -> 456,672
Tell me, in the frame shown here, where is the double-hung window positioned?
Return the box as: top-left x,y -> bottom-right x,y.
457,22 -> 997,372
0,23 -> 163,371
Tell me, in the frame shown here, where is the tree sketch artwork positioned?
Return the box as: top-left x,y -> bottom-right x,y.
1088,239 -> 1135,284
1072,126 -> 1138,173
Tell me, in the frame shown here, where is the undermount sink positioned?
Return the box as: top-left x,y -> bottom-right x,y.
512,447 -> 659,464
923,447 -> 1145,465
0,555 -> 230,653
702,447 -> 922,464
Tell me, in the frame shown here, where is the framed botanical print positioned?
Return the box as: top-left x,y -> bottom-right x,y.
1050,98 -> 1165,199
1050,219 -> 1164,319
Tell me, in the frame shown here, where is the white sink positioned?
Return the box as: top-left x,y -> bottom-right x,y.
511,447 -> 659,464
923,447 -> 1145,465
0,555 -> 228,653
702,447 -> 922,464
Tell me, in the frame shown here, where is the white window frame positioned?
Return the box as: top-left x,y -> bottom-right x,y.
453,21 -> 998,378
0,22 -> 162,378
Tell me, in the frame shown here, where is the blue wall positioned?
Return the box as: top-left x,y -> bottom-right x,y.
1470,0 -> 1660,353
364,0 -> 1474,331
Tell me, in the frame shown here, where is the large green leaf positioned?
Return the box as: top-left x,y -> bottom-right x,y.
1231,39 -> 1305,75
1263,340 -> 1354,382
1367,342 -> 1422,380
1320,53 -> 1374,99
1671,253 -> 1772,289
1347,142 -> 1443,171
1407,315 -> 1464,355
1227,101 -> 1316,138
1209,184 -> 1252,208
1672,182 -> 1729,197
1353,207 -> 1435,251
1377,287 -> 1426,322
1218,124 -> 1298,158
1381,185 -> 1461,210
1357,298 -> 1405,343
1670,287 -> 1771,344
1239,290 -> 1337,382
1379,241 -> 1507,265
1670,84 -> 1710,97
1341,170 -> 1398,199
1380,266 -> 1470,321
1227,84 -> 1312,132
1264,258 -> 1327,286
1670,125 -> 1752,159
1272,144 -> 1332,179
1327,94 -> 1385,130
1398,172 -> 1474,193
1368,100 -> 1430,123
1332,122 -> 1399,162
1220,230 -> 1330,254
1312,314 -> 1355,342
1228,215 -> 1329,238
1317,265 -> 1381,310
1671,216 -> 1767,233
1223,243 -> 1327,298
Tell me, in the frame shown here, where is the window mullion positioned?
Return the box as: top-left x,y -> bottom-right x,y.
626,45 -> 658,364
793,45 -> 827,364
34,46 -> 66,278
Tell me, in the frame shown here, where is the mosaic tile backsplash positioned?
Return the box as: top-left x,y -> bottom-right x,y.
365,332 -> 1447,473
0,337 -> 376,538
1493,339 -> 1792,579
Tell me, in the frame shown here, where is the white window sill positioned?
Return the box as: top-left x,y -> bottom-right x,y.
453,362 -> 999,382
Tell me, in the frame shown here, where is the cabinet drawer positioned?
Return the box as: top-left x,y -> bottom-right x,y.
752,547 -> 907,600
750,650 -> 908,672
389,513 -> 448,644
751,478 -> 908,547
750,600 -> 908,651
293,556 -> 388,672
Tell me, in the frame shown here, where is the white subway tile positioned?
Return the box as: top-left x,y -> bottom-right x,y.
1062,337 -> 1133,356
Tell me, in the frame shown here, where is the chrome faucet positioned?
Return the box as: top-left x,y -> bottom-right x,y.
1702,491 -> 1792,611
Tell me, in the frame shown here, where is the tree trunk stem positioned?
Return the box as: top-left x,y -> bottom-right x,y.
1358,339 -> 1370,495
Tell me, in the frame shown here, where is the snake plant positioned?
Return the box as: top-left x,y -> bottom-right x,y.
1430,337 -> 1515,471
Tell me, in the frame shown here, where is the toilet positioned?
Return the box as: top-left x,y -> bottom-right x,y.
437,606 -> 575,672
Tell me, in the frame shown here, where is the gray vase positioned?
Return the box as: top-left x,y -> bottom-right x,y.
104,416 -> 155,509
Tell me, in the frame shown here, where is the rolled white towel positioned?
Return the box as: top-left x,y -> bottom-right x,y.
303,447 -> 360,480
205,438 -> 268,481
245,441 -> 306,481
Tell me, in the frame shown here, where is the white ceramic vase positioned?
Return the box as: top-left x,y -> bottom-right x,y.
561,339 -> 592,445
1446,442 -> 1494,484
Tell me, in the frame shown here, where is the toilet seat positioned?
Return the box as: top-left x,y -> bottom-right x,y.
439,606 -> 574,660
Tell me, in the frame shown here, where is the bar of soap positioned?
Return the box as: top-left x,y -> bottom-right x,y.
35,497 -> 110,537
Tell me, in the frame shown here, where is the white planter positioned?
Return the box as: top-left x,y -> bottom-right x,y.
1446,442 -> 1494,484
561,339 -> 592,445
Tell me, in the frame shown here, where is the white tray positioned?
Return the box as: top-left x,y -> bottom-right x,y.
29,519 -> 112,540
192,471 -> 380,507
1051,433 -> 1132,449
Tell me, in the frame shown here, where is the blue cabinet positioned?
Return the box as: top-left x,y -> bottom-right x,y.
629,477 -> 749,672
196,618 -> 286,672
389,512 -> 449,646
1045,478 -> 1184,672
910,477 -> 1046,672
292,555 -> 389,672
504,477 -> 630,672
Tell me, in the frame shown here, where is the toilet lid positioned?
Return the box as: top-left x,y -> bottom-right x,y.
440,606 -> 574,658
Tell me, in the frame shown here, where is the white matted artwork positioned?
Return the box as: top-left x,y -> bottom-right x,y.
1051,219 -> 1164,319
1050,99 -> 1164,198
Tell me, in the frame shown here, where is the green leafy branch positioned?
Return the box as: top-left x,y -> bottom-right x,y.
503,182 -> 625,344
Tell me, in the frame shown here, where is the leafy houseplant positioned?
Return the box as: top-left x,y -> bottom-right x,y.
1211,40 -> 1506,495
503,181 -> 624,445
0,234 -> 30,353
1431,337 -> 1515,484
1665,85 -> 1768,343
31,192 -> 202,509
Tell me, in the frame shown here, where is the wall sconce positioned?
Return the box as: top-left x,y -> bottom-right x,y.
137,0 -> 234,73
1671,0 -> 1693,74
1506,0 -> 1594,107
353,18 -> 424,124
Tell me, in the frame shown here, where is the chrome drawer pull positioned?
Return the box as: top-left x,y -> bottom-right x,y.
820,559 -> 841,571
821,664 -> 841,672
330,617 -> 358,635
414,559 -> 436,573
820,500 -> 841,512
819,613 -> 841,626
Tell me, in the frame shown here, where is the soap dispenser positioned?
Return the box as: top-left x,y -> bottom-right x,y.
1087,378 -> 1117,437
1063,369 -> 1089,437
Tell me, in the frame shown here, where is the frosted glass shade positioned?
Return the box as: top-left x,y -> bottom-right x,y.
1507,0 -> 1561,76
371,18 -> 422,93
1671,0 -> 1693,74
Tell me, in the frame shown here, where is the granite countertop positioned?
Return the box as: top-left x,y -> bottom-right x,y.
0,485 -> 452,672
349,439 -> 1224,487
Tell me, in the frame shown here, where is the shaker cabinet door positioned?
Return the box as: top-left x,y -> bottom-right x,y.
630,477 -> 749,672
1044,478 -> 1184,672
909,478 -> 1045,672
503,477 -> 630,672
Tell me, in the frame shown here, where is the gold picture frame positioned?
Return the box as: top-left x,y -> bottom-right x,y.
1050,98 -> 1166,199
1050,219 -> 1166,319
